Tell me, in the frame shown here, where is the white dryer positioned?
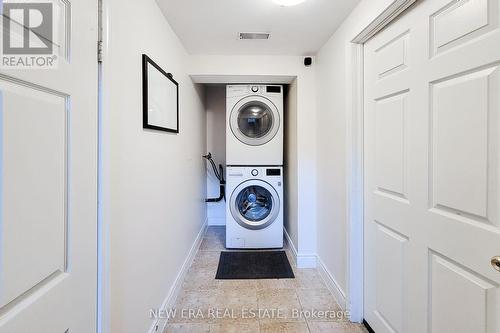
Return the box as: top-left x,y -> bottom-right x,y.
225,166 -> 283,249
226,85 -> 283,166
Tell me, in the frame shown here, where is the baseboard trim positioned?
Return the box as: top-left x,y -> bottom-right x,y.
207,217 -> 225,226
283,227 -> 297,266
283,228 -> 317,269
148,219 -> 207,333
316,256 -> 347,310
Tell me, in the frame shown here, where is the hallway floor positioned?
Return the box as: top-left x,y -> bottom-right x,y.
164,227 -> 367,333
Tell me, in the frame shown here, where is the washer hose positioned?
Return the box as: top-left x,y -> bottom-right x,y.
203,153 -> 225,202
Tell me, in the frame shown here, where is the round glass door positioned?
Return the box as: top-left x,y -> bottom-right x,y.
230,180 -> 280,230
230,96 -> 280,146
237,101 -> 273,139
236,185 -> 273,221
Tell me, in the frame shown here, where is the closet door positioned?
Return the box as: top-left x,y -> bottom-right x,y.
0,1 -> 98,331
364,0 -> 500,332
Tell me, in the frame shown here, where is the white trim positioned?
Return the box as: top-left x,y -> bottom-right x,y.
283,227 -> 298,267
346,0 -> 417,323
190,74 -> 296,84
207,217 -> 225,226
345,42 -> 365,323
148,220 -> 208,333
351,0 -> 417,43
317,256 -> 347,310
283,228 -> 317,268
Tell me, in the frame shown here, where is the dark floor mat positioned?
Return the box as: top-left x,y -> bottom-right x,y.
215,251 -> 295,279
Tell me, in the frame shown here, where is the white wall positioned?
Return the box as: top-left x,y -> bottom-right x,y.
101,0 -> 207,332
314,0 -> 402,307
284,80 -> 299,248
189,56 -> 317,264
205,85 -> 226,225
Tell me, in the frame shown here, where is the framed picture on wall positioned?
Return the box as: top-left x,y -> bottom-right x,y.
142,54 -> 179,133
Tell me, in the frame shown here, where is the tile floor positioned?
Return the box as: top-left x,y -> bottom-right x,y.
164,227 -> 368,333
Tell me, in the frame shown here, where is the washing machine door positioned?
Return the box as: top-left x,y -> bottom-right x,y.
230,179 -> 280,230
230,96 -> 280,146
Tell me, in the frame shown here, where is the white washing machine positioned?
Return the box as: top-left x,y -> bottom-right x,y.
225,166 -> 283,249
226,85 -> 283,166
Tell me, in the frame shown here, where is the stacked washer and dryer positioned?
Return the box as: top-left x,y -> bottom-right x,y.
225,85 -> 284,249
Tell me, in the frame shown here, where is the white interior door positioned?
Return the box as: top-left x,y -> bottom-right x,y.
0,1 -> 98,332
364,0 -> 500,332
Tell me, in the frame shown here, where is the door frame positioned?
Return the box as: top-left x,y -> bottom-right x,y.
345,0 -> 416,323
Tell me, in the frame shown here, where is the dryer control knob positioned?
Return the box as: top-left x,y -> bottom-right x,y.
251,86 -> 259,93
251,169 -> 259,176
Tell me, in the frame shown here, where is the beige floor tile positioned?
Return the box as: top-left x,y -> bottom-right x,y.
187,262 -> 217,275
215,289 -> 258,309
255,279 -> 291,290
296,289 -> 339,310
205,227 -> 226,240
293,270 -> 326,289
296,289 -> 342,322
307,321 -> 368,333
210,320 -> 260,333
175,228 -> 352,329
217,279 -> 257,290
171,290 -> 218,323
191,251 -> 221,270
182,269 -> 219,291
260,322 -> 309,333
280,278 -> 297,289
257,289 -> 303,323
200,237 -> 225,251
257,289 -> 300,308
164,323 -> 211,333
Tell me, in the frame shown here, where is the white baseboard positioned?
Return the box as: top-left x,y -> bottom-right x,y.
283,228 -> 317,269
207,217 -> 225,226
283,227 -> 297,266
317,256 -> 347,310
148,219 -> 207,333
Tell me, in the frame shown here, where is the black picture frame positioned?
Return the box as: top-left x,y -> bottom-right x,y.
142,54 -> 179,133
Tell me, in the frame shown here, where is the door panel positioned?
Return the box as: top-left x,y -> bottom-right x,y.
430,0 -> 497,56
375,90 -> 408,199
0,0 -> 98,331
1,79 -> 67,308
431,67 -> 495,220
429,252 -> 498,333
364,0 -> 500,332
375,223 -> 408,333
375,31 -> 409,79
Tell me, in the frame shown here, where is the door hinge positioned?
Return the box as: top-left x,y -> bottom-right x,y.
97,40 -> 103,63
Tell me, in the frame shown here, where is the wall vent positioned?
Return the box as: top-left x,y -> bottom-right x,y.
239,32 -> 270,40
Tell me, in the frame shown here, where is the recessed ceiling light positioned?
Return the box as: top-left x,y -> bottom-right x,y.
272,0 -> 307,7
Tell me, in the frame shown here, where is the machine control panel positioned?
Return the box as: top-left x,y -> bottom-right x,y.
266,168 -> 281,176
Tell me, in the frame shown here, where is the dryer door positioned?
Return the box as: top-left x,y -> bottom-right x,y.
229,96 -> 280,146
230,180 -> 280,230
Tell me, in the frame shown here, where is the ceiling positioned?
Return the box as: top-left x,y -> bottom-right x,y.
155,0 -> 360,55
